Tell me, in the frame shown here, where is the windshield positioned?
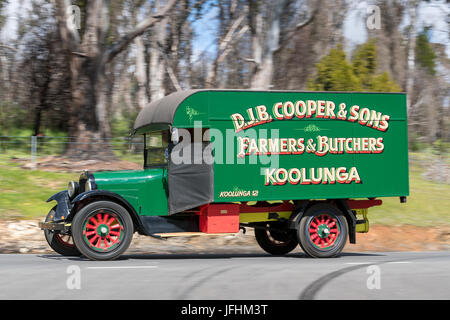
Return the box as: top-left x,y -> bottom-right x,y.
144,130 -> 169,167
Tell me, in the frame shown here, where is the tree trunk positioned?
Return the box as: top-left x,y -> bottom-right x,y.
53,0 -> 178,159
65,55 -> 115,159
206,12 -> 248,88
149,0 -> 168,101
135,35 -> 149,110
406,0 -> 418,116
249,0 -> 285,89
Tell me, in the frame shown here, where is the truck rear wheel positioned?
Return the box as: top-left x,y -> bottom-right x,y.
255,223 -> 298,255
297,203 -> 348,258
71,201 -> 134,261
44,207 -> 81,256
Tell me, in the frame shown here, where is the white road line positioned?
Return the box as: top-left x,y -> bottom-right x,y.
344,261 -> 413,266
86,266 -> 158,269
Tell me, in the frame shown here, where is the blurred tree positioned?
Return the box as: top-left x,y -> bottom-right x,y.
272,0 -> 347,90
409,31 -> 445,145
205,0 -> 248,87
366,0 -> 406,91
0,0 -> 447,152
307,44 -> 361,91
52,0 -> 177,159
352,40 -> 401,92
131,0 -> 150,110
368,72 -> 402,92
405,0 -> 419,115
352,39 -> 377,87
20,1 -> 72,136
415,28 -> 437,76
130,0 -> 205,109
308,41 -> 400,92
247,0 -> 316,89
0,0 -> 7,30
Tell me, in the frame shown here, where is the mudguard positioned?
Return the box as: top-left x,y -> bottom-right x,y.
46,190 -> 71,221
288,199 -> 357,244
69,190 -> 145,233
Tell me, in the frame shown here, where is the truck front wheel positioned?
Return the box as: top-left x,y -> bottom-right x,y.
255,223 -> 298,255
71,201 -> 134,261
44,207 -> 81,256
298,203 -> 348,258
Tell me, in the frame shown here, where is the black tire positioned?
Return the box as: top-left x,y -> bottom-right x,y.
71,201 -> 134,261
254,223 -> 298,255
43,207 -> 81,256
297,203 -> 348,258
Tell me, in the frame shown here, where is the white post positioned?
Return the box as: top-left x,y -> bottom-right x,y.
31,136 -> 37,170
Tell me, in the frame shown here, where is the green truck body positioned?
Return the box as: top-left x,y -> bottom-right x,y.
102,90 -> 409,216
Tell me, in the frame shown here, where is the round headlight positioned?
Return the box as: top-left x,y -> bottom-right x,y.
85,180 -> 93,192
67,181 -> 79,198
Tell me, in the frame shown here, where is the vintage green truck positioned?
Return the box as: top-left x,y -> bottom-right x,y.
40,90 -> 409,260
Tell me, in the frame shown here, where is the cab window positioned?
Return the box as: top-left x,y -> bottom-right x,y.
144,130 -> 169,167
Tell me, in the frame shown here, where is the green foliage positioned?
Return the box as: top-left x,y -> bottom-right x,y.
416,28 -> 436,75
352,39 -> 377,86
111,109 -> 139,138
0,0 -> 8,30
431,139 -> 449,155
368,72 -> 401,92
409,134 -> 428,152
0,101 -> 32,135
308,44 -> 362,91
308,40 -> 401,92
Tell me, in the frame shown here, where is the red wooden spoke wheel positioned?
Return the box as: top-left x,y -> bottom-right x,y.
298,203 -> 348,258
307,214 -> 340,250
82,210 -> 124,252
54,233 -> 76,248
72,201 -> 134,261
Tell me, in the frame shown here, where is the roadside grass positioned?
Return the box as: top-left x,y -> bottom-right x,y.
0,151 -> 448,225
369,160 -> 449,226
113,149 -> 142,164
0,152 -> 78,219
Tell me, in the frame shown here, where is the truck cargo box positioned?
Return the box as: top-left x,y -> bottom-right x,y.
134,90 -> 409,214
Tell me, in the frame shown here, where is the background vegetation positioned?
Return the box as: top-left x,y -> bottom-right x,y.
0,0 -> 448,224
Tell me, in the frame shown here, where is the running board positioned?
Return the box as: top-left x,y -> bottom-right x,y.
153,232 -> 237,238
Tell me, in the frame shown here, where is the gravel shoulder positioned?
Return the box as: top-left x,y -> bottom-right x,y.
1,219 -> 449,254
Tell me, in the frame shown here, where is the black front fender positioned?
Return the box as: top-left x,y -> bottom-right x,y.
69,190 -> 145,233
46,190 -> 71,221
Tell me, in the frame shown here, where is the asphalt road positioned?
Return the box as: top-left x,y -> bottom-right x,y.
0,251 -> 448,300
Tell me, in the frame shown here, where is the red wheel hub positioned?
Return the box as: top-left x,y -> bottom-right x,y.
308,214 -> 340,249
83,211 -> 123,251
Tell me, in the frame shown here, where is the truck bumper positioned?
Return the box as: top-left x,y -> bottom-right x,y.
38,221 -> 71,233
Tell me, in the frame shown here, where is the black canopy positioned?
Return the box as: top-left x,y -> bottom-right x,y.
133,90 -> 201,132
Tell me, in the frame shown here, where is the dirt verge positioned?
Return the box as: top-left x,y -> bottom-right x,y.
0,220 -> 448,254
14,156 -> 140,172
